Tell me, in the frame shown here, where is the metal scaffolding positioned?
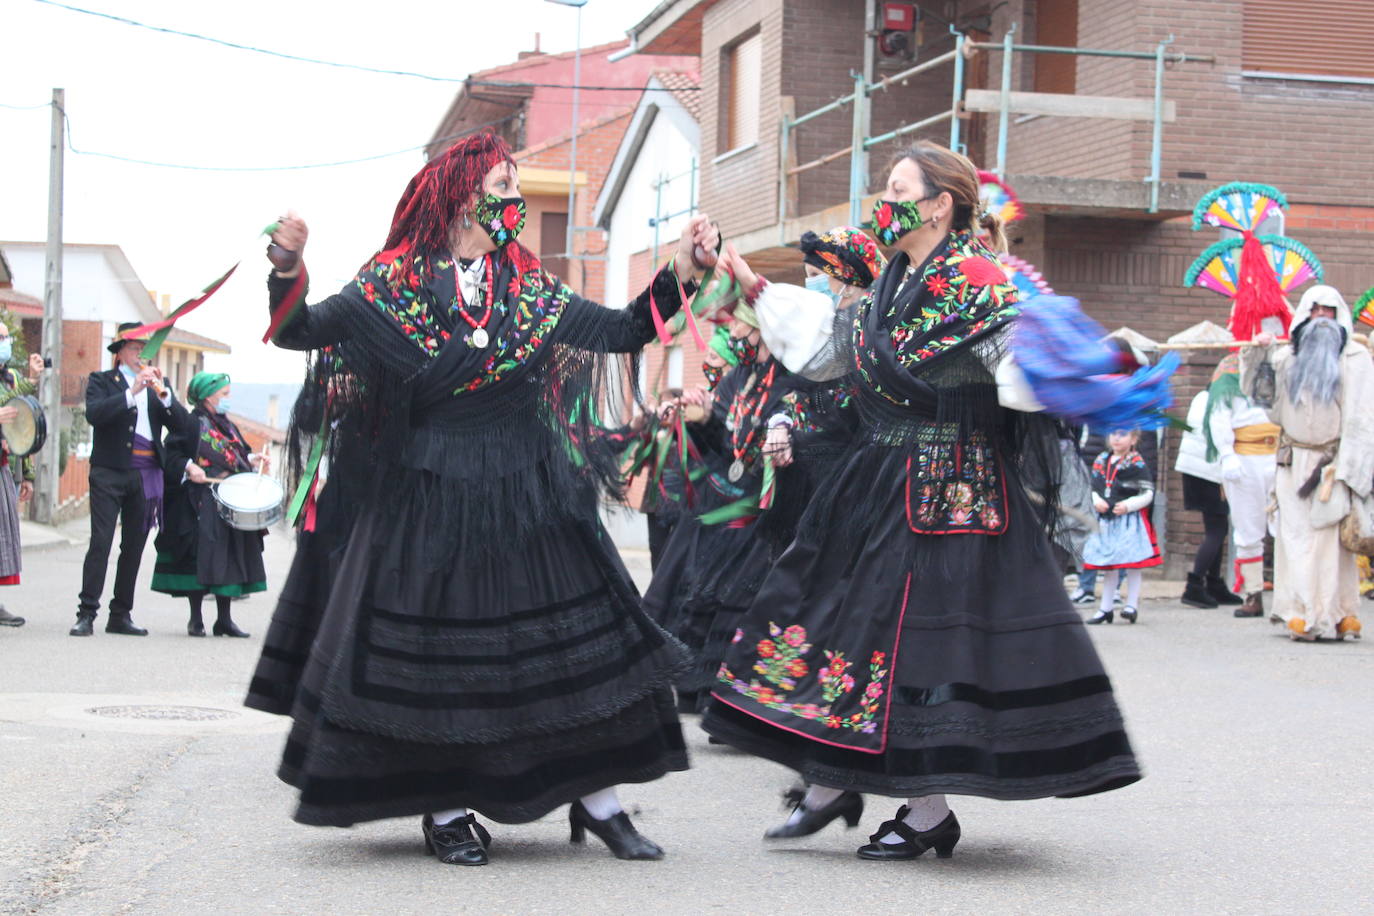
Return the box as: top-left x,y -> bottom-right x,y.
776,25 -> 1216,233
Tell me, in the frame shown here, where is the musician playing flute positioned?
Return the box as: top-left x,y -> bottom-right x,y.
71,322 -> 188,637
151,372 -> 268,638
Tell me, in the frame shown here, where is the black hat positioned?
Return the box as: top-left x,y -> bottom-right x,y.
107,321 -> 148,353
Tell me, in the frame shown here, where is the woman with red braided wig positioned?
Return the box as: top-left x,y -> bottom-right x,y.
255,132 -> 718,866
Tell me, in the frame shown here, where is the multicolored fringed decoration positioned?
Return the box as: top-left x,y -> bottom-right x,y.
999,254 -> 1054,301
1183,236 -> 1323,298
1184,181 -> 1322,342
1190,182 -> 1287,232
1355,286 -> 1374,328
976,170 -> 1024,224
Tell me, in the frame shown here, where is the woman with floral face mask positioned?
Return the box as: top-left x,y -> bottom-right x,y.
701,141 -> 1140,861
258,132 -> 720,866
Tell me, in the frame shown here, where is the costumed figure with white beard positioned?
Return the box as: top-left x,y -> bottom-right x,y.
1241,285 -> 1374,641
1184,182 -> 1325,617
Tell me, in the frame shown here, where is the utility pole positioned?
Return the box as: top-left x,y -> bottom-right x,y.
36,88 -> 65,525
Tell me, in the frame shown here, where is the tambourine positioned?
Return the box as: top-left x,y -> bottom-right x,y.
1,394 -> 46,457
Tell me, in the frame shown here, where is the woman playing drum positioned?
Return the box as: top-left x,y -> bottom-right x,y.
151,372 -> 268,637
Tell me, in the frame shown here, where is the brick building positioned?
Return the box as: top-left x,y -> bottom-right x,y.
623,0 -> 1374,576
426,39 -> 697,304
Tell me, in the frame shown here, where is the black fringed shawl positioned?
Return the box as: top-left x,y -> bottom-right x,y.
798,229 -> 1064,543
269,245 -> 684,565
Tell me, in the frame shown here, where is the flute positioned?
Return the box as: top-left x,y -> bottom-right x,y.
139,359 -> 168,398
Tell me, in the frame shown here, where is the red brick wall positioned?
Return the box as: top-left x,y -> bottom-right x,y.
981,0 -> 1374,203
61,320 -> 102,407
699,0 -> 785,239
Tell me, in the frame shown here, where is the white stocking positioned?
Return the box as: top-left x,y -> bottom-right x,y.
431,807 -> 468,825
786,785 -> 844,825
1124,568 -> 1143,609
1099,569 -> 1122,613
879,795 -> 951,844
579,787 -> 624,820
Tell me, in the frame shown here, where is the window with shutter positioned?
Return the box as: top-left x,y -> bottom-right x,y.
1034,0 -> 1078,94
1243,0 -> 1374,81
720,29 -> 762,154
541,211 -> 569,280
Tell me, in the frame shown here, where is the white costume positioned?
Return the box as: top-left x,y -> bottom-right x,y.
1241,286 -> 1374,639
1206,375 -> 1277,599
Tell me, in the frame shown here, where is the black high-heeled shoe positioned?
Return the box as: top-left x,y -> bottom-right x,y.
422,813 -> 491,866
1120,606 -> 1138,624
1086,609 -> 1114,625
856,808 -> 961,860
212,619 -> 250,638
568,800 -> 664,860
187,620 -> 206,637
765,787 -> 864,839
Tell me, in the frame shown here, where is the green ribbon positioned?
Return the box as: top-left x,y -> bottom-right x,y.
285,416 -> 328,528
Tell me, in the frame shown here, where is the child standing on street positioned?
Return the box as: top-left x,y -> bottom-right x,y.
1083,429 -> 1161,624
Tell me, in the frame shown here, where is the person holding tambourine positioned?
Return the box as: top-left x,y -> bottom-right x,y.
0,324 -> 45,629
151,372 -> 268,637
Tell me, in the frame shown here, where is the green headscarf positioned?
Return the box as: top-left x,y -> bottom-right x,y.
708,325 -> 739,366
188,371 -> 230,405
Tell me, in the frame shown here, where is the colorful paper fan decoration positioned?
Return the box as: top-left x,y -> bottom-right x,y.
976,169 -> 1024,224
1000,254 -> 1054,301
1355,287 -> 1374,328
1190,182 -> 1288,232
1184,235 -> 1323,297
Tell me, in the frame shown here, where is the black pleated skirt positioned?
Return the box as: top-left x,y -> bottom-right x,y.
270,482 -> 690,827
642,491 -> 779,711
701,444 -> 1141,800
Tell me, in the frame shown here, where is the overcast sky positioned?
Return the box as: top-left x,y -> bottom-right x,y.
1,0 -> 648,381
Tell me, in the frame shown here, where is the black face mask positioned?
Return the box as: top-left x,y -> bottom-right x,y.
473,193 -> 527,246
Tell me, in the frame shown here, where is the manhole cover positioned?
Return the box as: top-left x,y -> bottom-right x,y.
85,705 -> 240,722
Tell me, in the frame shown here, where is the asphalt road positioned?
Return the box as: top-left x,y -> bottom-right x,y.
2,526 -> 1370,915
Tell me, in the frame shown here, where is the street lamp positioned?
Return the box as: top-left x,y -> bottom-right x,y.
545,0 -> 587,269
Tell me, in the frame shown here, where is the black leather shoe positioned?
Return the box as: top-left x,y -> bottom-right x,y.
568,800 -> 664,860
1120,606 -> 1138,624
212,619 -> 250,638
422,813 -> 491,866
856,808 -> 961,860
765,787 -> 864,839
0,606 -> 25,627
188,620 -> 206,637
1086,609 -> 1113,625
69,615 -> 95,637
105,615 -> 148,636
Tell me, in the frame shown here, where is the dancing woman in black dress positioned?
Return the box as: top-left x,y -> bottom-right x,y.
255,132 -> 718,866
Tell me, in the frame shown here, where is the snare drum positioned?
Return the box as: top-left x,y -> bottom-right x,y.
1,395 -> 46,458
213,472 -> 285,531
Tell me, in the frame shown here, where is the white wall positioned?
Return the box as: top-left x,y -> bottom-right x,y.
604,109 -> 699,309
1,243 -> 153,349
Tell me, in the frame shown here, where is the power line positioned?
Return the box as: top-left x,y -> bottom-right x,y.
54,106 -> 518,171
0,101 -> 52,110
28,0 -> 699,91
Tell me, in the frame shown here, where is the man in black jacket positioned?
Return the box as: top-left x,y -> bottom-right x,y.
70,323 -> 187,636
